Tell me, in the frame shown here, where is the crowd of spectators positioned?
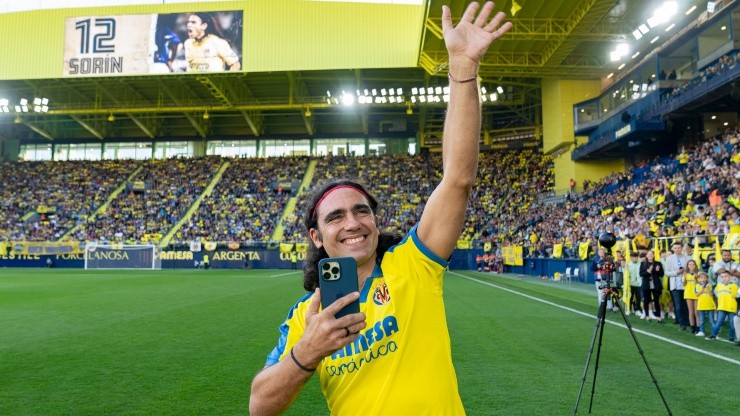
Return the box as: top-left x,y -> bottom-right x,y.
661,51 -> 738,103
0,160 -> 136,241
511,127 -> 740,259
74,156 -> 222,244
175,156 -> 308,246
1,125 -> 737,253
463,150 -> 552,244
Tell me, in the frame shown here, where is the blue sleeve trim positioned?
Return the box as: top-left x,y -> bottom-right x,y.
408,224 -> 448,268
265,292 -> 313,366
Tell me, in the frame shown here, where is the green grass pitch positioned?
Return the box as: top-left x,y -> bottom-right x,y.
1,268 -> 737,415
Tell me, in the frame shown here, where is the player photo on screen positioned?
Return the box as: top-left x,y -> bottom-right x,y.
154,11 -> 242,73
63,10 -> 242,76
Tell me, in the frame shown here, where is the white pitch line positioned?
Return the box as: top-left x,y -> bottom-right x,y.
450,271 -> 740,366
270,271 -> 300,278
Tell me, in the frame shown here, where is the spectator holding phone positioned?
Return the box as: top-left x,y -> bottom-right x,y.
640,250 -> 665,322
665,242 -> 692,330
249,3 -> 512,415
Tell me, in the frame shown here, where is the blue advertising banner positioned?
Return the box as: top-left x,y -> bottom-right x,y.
0,246 -> 525,272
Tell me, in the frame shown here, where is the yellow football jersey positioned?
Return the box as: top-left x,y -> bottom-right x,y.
184,34 -> 239,72
266,227 -> 465,415
714,282 -> 738,313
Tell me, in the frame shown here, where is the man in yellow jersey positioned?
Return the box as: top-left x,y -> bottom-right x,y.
249,2 -> 511,415
184,12 -> 241,72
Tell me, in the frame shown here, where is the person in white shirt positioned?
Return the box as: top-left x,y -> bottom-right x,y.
712,249 -> 739,284
626,252 -> 643,317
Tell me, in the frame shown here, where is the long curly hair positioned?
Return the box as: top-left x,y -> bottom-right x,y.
302,179 -> 402,291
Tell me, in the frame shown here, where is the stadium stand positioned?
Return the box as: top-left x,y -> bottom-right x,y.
514,127 -> 740,259
0,159 -> 137,241
75,156 -> 222,244
175,156 -> 309,247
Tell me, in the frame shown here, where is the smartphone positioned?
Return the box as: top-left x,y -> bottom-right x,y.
318,257 -> 360,319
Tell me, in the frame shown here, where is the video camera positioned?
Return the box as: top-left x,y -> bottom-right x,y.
596,232 -> 620,291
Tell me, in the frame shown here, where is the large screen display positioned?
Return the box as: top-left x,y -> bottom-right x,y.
63,10 -> 243,76
0,1 -> 425,80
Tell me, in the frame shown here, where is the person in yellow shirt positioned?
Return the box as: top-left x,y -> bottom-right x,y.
682,259 -> 700,334
249,3 -> 512,415
184,13 -> 241,72
694,272 -> 715,337
707,271 -> 738,341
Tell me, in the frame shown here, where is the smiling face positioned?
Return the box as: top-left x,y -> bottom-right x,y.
309,187 -> 380,273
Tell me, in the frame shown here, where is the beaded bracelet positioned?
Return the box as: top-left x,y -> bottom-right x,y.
448,73 -> 478,83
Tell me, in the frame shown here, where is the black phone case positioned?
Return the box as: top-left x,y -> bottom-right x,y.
318,257 -> 360,319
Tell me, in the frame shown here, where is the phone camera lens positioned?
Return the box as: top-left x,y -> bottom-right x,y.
331,266 -> 339,274
323,272 -> 331,280
322,263 -> 331,270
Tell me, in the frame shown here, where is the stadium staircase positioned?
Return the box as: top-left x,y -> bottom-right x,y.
159,160 -> 231,248
60,165 -> 144,241
270,159 -> 317,241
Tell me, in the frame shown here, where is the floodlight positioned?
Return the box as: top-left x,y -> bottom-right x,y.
341,93 -> 355,106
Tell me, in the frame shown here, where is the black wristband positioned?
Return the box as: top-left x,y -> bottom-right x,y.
290,347 -> 316,372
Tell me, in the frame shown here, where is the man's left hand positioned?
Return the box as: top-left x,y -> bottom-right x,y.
442,1 -> 513,66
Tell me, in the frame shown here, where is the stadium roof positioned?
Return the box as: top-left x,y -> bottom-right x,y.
0,0 -> 713,147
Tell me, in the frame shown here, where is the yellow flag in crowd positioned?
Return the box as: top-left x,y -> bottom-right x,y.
578,241 -> 590,260
623,238 -> 631,311
715,238 -> 721,260
511,0 -> 522,16
279,243 -> 294,254
552,243 -> 563,259
693,236 -> 701,267
653,242 -> 661,262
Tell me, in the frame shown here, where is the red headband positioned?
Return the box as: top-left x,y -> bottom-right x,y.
311,185 -> 368,221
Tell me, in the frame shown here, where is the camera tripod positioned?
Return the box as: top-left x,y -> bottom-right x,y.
573,283 -> 673,415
